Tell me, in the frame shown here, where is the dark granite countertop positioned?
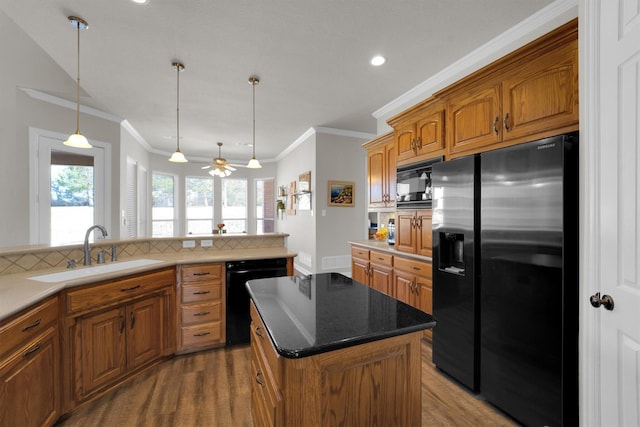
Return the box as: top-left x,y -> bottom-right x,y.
246,272 -> 436,359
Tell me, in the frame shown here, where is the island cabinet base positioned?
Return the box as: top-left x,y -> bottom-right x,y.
250,301 -> 423,427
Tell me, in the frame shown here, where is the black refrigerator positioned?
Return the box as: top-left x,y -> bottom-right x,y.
432,132 -> 578,426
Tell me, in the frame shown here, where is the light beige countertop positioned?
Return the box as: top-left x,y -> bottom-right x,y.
0,248 -> 296,322
349,240 -> 433,263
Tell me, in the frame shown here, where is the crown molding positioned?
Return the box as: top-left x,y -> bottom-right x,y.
372,0 -> 578,122
19,87 -> 122,123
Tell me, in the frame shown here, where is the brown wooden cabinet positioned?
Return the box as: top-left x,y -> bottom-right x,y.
443,19 -> 578,158
63,268 -> 175,408
364,132 -> 396,209
0,296 -> 60,427
177,263 -> 225,353
250,300 -> 423,426
350,247 -> 393,295
395,209 -> 432,257
393,257 -> 433,341
388,98 -> 446,167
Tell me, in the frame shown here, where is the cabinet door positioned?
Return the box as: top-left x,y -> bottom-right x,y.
384,140 -> 396,206
367,145 -> 386,208
415,110 -> 445,158
351,259 -> 370,285
0,327 -> 59,427
393,270 -> 414,306
502,40 -> 578,141
370,264 -> 393,295
395,211 -> 417,254
415,275 -> 433,340
415,210 -> 433,257
79,307 -> 127,397
126,296 -> 163,371
447,84 -> 502,157
395,123 -> 417,163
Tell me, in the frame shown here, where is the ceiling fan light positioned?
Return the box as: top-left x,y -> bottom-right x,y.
246,157 -> 262,169
168,149 -> 188,163
63,132 -> 92,149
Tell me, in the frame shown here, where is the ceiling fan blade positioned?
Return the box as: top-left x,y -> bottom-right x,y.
227,165 -> 237,171
201,165 -> 212,170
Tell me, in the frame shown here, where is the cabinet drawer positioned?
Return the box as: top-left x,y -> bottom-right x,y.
351,247 -> 370,261
181,263 -> 223,282
251,339 -> 281,427
250,301 -> 280,383
394,257 -> 432,278
180,322 -> 222,348
369,250 -> 393,267
180,301 -> 222,326
181,283 -> 222,304
65,268 -> 175,314
0,296 -> 58,358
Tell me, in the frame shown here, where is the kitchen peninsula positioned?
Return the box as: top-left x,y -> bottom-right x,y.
247,273 -> 436,427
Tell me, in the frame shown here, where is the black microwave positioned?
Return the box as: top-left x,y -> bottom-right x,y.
396,157 -> 443,209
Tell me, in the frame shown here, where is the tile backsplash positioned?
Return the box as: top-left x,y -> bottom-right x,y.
0,235 -> 287,275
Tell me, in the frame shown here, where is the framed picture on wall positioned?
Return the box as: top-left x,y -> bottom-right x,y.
328,181 -> 355,207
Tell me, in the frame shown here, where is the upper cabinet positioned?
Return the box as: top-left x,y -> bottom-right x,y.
439,19 -> 578,158
364,133 -> 396,209
388,98 -> 446,167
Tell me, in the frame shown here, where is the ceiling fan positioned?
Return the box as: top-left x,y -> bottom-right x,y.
202,142 -> 237,177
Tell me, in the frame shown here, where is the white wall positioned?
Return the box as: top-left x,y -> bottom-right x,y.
0,11 -> 121,248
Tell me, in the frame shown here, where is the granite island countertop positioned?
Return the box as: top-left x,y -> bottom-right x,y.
246,272 -> 436,358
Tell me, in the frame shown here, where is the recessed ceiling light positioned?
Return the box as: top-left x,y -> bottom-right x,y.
370,55 -> 386,66
131,0 -> 149,4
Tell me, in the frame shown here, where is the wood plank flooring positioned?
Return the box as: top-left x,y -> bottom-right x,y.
56,340 -> 517,427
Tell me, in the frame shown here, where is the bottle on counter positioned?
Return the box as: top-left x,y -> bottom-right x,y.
387,219 -> 395,245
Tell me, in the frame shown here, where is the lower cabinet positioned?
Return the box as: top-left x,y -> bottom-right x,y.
350,247 -> 393,295
393,257 -> 433,341
63,268 -> 175,409
0,296 -> 60,427
250,301 -> 422,426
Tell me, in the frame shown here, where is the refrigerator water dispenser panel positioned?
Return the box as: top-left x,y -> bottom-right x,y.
438,232 -> 465,275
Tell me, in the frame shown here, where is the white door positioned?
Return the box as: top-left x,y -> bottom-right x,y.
583,0 -> 640,425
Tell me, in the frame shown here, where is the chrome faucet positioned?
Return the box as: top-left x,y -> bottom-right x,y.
83,225 -> 108,266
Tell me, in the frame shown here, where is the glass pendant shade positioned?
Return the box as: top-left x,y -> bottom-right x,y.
168,149 -> 187,163
64,132 -> 92,149
246,157 -> 262,168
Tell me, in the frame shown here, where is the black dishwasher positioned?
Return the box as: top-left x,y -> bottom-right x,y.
225,258 -> 288,345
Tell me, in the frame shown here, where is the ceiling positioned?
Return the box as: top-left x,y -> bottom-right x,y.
1,0 -> 554,164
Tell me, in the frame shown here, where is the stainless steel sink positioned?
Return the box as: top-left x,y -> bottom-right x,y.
28,259 -> 164,283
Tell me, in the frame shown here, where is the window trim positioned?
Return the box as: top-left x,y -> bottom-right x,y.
185,175 -> 215,235
151,171 -> 178,237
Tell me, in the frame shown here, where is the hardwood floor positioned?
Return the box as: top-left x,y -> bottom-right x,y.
56,340 -> 517,427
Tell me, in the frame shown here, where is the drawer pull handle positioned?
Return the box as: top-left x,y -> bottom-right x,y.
193,272 -> 211,276
193,332 -> 211,337
193,311 -> 211,317
22,318 -> 41,332
377,257 -> 384,261
411,266 -> 421,271
256,372 -> 265,386
193,291 -> 211,295
121,285 -> 141,292
255,326 -> 263,338
23,343 -> 41,358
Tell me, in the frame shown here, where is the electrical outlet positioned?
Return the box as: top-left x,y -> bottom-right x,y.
201,239 -> 213,247
182,240 -> 196,248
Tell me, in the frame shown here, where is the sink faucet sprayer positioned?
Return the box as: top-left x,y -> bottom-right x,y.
83,225 -> 108,266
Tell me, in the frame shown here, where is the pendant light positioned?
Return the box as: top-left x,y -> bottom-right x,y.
64,16 -> 92,149
246,76 -> 262,168
168,61 -> 188,162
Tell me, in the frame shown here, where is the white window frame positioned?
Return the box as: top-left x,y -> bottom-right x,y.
29,127 -> 111,245
255,177 -> 275,233
151,172 -> 178,237
221,178 -> 248,233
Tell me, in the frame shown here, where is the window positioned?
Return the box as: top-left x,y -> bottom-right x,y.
30,128 -> 109,246
152,173 -> 176,237
186,176 -> 214,234
221,179 -> 247,233
256,178 -> 275,233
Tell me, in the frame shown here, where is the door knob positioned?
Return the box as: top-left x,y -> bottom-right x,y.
590,292 -> 615,311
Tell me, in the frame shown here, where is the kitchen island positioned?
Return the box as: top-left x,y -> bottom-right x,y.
246,272 -> 436,427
